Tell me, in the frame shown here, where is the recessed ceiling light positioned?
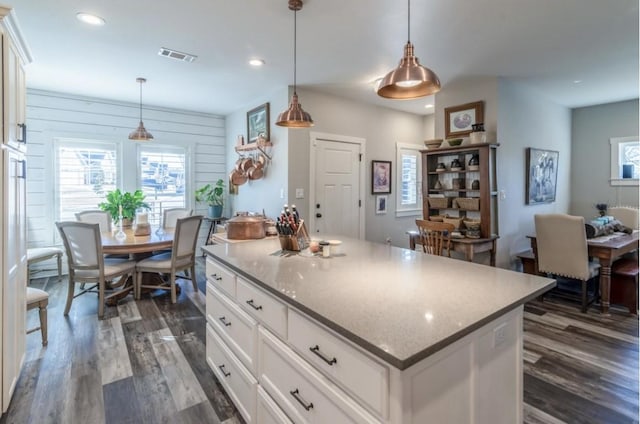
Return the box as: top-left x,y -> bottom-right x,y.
425,104 -> 434,108
573,80 -> 582,84
249,59 -> 265,67
76,12 -> 105,26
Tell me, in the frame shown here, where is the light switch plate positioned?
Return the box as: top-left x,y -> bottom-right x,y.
295,188 -> 304,199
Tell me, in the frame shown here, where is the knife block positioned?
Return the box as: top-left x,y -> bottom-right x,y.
278,221 -> 309,251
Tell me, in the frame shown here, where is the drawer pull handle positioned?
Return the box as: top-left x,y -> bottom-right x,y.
218,316 -> 232,327
218,364 -> 231,377
309,345 -> 337,366
289,389 -> 313,411
210,273 -> 222,281
246,299 -> 263,310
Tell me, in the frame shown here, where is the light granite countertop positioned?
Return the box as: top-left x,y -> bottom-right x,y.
202,237 -> 555,370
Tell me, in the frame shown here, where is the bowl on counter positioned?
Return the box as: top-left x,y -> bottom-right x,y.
446,138 -> 463,146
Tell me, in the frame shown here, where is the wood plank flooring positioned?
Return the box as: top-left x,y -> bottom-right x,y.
2,258 -> 638,423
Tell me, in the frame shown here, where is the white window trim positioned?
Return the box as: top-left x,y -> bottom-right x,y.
609,136 -> 639,186
395,142 -> 422,218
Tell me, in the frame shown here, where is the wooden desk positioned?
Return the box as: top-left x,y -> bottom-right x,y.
408,231 -> 498,266
528,231 -> 639,314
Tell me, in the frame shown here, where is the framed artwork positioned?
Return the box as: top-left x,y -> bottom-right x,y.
247,102 -> 270,143
375,195 -> 388,214
444,101 -> 484,138
372,160 -> 392,194
526,148 -> 559,205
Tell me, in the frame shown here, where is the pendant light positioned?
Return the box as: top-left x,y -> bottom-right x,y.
276,0 -> 314,128
129,77 -> 154,141
376,0 -> 441,99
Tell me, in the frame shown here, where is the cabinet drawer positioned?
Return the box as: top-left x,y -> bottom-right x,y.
258,327 -> 379,424
288,309 -> 389,419
206,258 -> 236,298
206,324 -> 257,423
257,385 -> 294,424
237,277 -> 287,339
206,283 -> 258,374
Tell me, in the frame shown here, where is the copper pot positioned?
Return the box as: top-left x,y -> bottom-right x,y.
226,215 -> 266,240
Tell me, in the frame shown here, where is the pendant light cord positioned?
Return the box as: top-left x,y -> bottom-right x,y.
407,0 -> 411,43
139,81 -> 143,121
293,8 -> 297,95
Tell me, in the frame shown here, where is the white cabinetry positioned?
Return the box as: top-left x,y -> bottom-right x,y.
0,6 -> 30,414
205,255 -> 524,424
205,258 -> 380,423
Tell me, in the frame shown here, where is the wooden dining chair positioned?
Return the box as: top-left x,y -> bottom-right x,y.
415,219 -> 455,257
163,208 -> 193,229
75,210 -> 112,232
56,221 -> 137,319
534,214 -> 601,312
135,215 -> 203,303
26,287 -> 48,346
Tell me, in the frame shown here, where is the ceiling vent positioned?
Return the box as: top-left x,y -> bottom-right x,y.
158,47 -> 197,63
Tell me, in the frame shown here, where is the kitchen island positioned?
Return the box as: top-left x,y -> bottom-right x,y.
202,237 -> 555,423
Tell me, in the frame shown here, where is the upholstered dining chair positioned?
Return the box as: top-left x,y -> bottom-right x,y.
56,221 -> 136,319
163,208 -> 193,229
534,214 -> 601,312
75,210 -> 112,233
27,247 -> 63,282
135,215 -> 203,303
415,219 -> 455,257
608,206 -> 639,230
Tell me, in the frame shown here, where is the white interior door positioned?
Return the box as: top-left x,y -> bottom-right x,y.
310,133 -> 365,239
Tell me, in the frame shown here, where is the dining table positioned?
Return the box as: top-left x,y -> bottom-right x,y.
101,227 -> 175,305
527,231 -> 639,314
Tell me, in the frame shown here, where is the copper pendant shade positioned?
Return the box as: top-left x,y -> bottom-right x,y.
276,0 -> 314,128
376,0 -> 441,100
129,77 -> 154,141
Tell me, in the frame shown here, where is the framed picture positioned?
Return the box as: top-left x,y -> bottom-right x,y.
444,101 -> 484,138
247,102 -> 270,144
372,160 -> 391,194
526,148 -> 559,205
375,195 -> 388,214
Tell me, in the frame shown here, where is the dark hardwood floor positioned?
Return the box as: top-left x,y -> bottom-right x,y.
2,258 -> 638,423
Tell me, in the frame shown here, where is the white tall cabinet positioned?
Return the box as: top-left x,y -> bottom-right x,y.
0,6 -> 31,413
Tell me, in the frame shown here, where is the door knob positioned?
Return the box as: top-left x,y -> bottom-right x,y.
316,213 -> 322,218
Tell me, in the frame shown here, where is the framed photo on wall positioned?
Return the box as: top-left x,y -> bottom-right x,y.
372,160 -> 391,194
247,102 -> 270,143
444,101 -> 484,138
375,195 -> 388,214
526,148 -> 559,205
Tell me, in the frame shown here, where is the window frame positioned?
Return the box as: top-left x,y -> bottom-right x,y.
609,136 -> 639,186
395,142 -> 423,217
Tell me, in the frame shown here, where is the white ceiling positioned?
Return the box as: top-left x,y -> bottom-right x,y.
13,0 -> 639,116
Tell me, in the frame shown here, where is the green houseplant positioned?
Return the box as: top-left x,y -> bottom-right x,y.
195,179 -> 225,218
99,189 -> 151,225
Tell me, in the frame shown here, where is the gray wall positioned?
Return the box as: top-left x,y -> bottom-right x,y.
224,87 -> 290,220
497,79 -> 572,268
225,88 -> 433,246
570,99 -> 639,217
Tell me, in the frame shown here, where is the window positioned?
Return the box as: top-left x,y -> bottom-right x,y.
395,143 -> 422,217
55,139 -> 119,222
138,146 -> 187,227
610,136 -> 639,186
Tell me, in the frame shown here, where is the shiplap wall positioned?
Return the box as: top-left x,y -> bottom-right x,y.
25,89 -> 226,273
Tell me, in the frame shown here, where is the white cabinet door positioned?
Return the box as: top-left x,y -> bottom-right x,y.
2,148 -> 26,411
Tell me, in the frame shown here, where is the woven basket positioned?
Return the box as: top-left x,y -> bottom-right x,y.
427,197 -> 450,209
454,197 -> 480,211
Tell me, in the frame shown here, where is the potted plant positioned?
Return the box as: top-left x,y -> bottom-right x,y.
195,179 -> 225,218
99,189 -> 151,227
